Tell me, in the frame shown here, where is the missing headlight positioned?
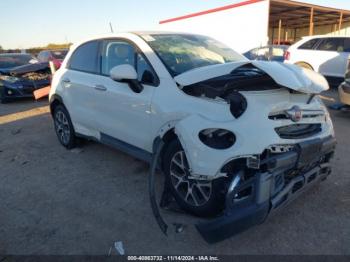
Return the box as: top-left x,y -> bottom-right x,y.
226,92 -> 247,118
199,128 -> 235,149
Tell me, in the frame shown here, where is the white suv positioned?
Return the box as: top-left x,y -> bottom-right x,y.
49,32 -> 335,236
285,35 -> 350,81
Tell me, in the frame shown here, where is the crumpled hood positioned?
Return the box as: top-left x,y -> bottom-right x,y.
0,62 -> 49,75
174,61 -> 329,94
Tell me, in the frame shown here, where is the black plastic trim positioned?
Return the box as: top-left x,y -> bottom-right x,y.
100,133 -> 152,162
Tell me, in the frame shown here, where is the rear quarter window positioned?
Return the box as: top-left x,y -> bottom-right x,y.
68,41 -> 100,73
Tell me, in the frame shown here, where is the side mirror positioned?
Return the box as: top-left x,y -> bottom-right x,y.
110,64 -> 143,93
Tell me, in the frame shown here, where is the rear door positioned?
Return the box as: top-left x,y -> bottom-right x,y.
60,40 -> 101,138
315,37 -> 347,78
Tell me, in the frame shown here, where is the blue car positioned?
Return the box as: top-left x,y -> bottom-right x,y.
0,53 -> 50,103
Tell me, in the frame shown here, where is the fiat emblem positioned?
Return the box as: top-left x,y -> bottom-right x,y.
286,106 -> 302,122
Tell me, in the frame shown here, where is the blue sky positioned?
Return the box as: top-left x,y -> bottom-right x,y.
0,0 -> 349,49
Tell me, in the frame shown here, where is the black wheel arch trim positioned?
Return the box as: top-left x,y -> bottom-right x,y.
49,94 -> 64,115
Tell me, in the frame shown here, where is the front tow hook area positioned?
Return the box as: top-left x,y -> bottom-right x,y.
195,163 -> 333,243
195,172 -> 270,244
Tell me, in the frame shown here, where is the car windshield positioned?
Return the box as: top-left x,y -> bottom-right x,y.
143,34 -> 246,76
0,54 -> 33,69
51,50 -> 68,60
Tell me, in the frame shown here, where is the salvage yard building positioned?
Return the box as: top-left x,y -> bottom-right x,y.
159,0 -> 350,52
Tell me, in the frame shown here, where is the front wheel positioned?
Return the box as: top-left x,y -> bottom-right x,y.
163,140 -> 225,217
53,104 -> 76,149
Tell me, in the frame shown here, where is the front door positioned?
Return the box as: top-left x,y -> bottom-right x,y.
93,39 -> 159,152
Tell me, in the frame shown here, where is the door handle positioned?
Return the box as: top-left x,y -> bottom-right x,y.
94,85 -> 107,91
62,78 -> 71,84
62,78 -> 71,88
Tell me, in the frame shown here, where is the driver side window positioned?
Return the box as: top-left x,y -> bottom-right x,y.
101,40 -> 158,86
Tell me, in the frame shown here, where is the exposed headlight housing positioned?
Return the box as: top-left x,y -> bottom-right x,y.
199,128 -> 235,149
226,92 -> 247,118
0,75 -> 20,83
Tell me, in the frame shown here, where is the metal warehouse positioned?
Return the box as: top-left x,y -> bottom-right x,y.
159,0 -> 350,52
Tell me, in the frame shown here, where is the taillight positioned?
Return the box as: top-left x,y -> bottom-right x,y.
284,51 -> 290,61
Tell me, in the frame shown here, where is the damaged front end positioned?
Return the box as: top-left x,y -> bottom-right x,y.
150,60 -> 336,243
150,135 -> 336,243
196,136 -> 336,243
0,62 -> 51,102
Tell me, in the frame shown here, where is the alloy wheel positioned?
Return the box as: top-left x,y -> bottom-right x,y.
54,110 -> 71,145
169,151 -> 212,207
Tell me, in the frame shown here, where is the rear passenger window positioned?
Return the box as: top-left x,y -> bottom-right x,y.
69,41 -> 99,73
317,38 -> 344,52
298,39 -> 319,50
344,38 -> 350,52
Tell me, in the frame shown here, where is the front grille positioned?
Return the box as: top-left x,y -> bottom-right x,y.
275,124 -> 322,139
269,110 -> 324,120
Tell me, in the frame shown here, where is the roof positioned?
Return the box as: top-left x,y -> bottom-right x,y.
159,0 -> 350,28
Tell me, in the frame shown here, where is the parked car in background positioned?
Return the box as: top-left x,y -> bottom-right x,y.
243,45 -> 288,62
0,53 -> 37,71
0,62 -> 51,103
37,49 -> 68,69
49,32 -> 335,239
338,54 -> 350,107
284,35 -> 350,86
272,40 -> 292,46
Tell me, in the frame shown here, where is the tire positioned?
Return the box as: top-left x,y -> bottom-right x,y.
295,62 -> 314,71
0,97 -> 8,104
53,104 -> 76,149
163,139 -> 225,217
0,89 -> 8,104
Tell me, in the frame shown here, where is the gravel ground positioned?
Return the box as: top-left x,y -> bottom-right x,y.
0,89 -> 349,255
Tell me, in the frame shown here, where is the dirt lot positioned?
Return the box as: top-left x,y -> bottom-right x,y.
0,89 -> 349,255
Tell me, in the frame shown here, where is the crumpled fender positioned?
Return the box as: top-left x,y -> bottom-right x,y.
174,61 -> 329,94
175,115 -> 215,179
175,114 -> 262,180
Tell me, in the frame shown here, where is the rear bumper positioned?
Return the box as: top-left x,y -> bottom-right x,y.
196,136 -> 336,243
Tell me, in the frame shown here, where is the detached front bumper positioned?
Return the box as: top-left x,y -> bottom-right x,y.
196,136 -> 336,243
